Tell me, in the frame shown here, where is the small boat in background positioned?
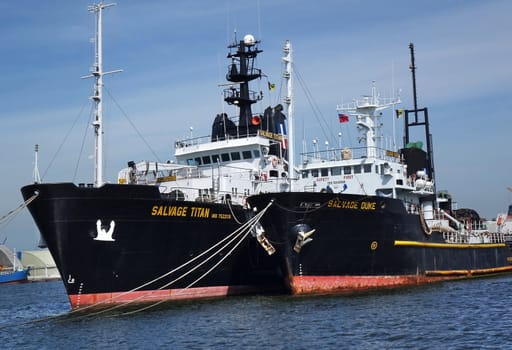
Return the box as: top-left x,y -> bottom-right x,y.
0,245 -> 29,284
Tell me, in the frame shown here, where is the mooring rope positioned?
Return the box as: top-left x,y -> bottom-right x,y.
0,193 -> 39,227
119,204 -> 272,315
57,201 -> 273,320
0,200 -> 274,328
87,220 -> 251,317
120,225 -> 253,316
227,198 -> 244,224
86,205 -> 272,317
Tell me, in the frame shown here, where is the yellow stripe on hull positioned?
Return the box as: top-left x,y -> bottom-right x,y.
425,265 -> 512,276
394,240 -> 506,249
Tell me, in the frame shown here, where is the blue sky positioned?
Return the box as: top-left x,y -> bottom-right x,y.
1,0 -> 511,250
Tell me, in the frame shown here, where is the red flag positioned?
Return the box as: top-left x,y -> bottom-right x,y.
338,114 -> 349,123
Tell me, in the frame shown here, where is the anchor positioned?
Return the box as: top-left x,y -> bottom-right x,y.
293,228 -> 315,253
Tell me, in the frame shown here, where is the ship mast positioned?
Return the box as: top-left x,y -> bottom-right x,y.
224,34 -> 263,137
403,43 -> 435,187
83,2 -> 121,187
282,40 -> 295,190
337,82 -> 400,159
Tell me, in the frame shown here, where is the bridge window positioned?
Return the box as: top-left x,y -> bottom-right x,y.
344,166 -> 352,174
221,153 -> 230,162
301,170 -> 309,178
253,150 -> 260,158
321,168 -> 328,176
212,154 -> 220,163
312,169 -> 319,177
230,152 -> 241,160
242,150 -> 252,159
364,164 -> 372,173
194,157 -> 201,165
354,165 -> 361,174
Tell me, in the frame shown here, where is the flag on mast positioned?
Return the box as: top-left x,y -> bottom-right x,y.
338,114 -> 349,123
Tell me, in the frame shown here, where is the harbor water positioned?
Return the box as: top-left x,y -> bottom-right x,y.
1,277 -> 512,349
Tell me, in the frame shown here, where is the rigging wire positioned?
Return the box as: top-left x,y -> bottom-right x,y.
104,87 -> 161,162
41,99 -> 90,181
292,62 -> 338,146
73,104 -> 95,182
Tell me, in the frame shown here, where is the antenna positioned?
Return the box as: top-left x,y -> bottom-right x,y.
82,3 -> 122,187
33,144 -> 41,184
409,43 -> 419,121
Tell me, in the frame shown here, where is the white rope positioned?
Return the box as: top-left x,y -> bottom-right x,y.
89,222 -> 250,317
0,202 -> 274,326
0,193 -> 39,227
121,226 -> 253,315
64,202 -> 273,318
227,199 -> 244,224
119,205 -> 272,315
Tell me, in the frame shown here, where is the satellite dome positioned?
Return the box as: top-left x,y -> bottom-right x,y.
243,34 -> 256,46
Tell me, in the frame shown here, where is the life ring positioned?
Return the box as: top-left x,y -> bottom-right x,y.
497,215 -> 504,226
271,156 -> 278,168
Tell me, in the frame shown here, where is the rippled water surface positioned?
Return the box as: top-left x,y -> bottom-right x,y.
1,277 -> 512,349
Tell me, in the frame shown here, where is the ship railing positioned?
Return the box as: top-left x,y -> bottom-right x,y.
174,117 -> 270,149
225,65 -> 262,82
131,166 -> 205,185
461,219 -> 488,232
223,87 -> 262,104
442,228 -> 505,244
336,95 -> 400,111
150,164 -> 261,186
160,185 -> 250,206
301,146 -> 401,164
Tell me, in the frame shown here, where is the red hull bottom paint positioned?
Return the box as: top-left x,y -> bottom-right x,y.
289,268 -> 512,295
69,285 -> 259,309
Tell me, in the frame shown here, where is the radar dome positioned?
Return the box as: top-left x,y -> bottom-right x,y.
244,34 -> 256,46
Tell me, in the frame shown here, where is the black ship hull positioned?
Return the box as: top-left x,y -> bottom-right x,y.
246,192 -> 512,295
21,183 -> 283,308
